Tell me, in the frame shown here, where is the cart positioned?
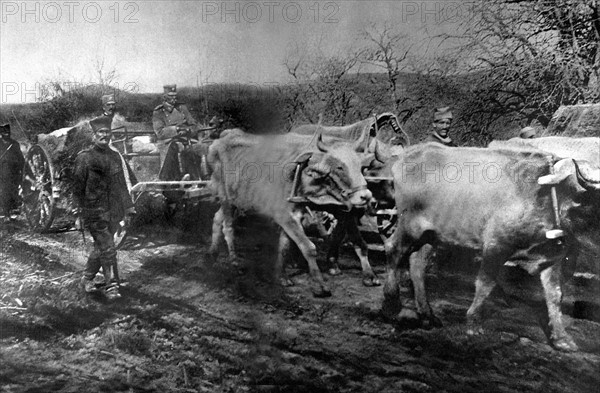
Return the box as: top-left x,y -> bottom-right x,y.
21,121 -> 217,246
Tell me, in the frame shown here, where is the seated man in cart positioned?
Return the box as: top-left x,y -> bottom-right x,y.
152,84 -> 210,181
74,116 -> 136,300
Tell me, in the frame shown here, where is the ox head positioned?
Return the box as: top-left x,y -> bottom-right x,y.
538,158 -> 600,247
538,158 -> 600,192
294,134 -> 373,210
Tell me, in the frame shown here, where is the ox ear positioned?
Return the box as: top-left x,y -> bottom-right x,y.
373,139 -> 392,164
574,159 -> 600,191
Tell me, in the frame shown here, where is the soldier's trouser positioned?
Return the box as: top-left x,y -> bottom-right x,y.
84,219 -> 118,283
159,141 -> 211,182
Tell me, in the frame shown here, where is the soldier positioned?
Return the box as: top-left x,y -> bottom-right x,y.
426,106 -> 457,146
0,123 -> 25,220
73,116 -> 136,299
519,126 -> 537,139
101,94 -> 116,117
152,84 -> 201,175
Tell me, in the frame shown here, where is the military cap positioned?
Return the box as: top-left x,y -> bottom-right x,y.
89,116 -> 113,133
519,126 -> 536,139
0,123 -> 10,135
102,94 -> 116,105
434,107 -> 453,121
163,84 -> 177,95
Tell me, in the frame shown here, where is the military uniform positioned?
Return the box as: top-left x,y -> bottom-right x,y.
73,117 -> 136,295
427,106 -> 457,147
426,132 -> 457,147
0,124 -> 25,217
152,84 -> 208,181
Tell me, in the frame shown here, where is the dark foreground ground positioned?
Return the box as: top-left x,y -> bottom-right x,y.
1,207 -> 600,393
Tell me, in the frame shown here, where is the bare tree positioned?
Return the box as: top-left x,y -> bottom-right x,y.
437,0 -> 600,128
283,37 -> 364,126
92,55 -> 120,87
361,22 -> 414,113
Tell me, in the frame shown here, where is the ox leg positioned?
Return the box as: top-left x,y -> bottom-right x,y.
540,264 -> 578,352
466,252 -> 503,333
208,207 -> 224,261
326,213 -> 346,276
346,215 -> 380,287
275,231 -> 294,287
276,211 -> 331,298
209,205 -> 238,266
410,243 -> 442,328
382,229 -> 413,320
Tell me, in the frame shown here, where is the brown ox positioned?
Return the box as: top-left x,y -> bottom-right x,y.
208,129 -> 373,297
383,142 -> 600,351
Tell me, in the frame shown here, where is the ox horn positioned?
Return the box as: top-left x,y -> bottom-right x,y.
574,159 -> 600,191
353,126 -> 370,152
374,139 -> 391,164
316,132 -> 329,153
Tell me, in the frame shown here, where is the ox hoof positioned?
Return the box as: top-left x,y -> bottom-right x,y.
328,266 -> 342,276
362,275 -> 381,287
312,286 -> 332,298
552,336 -> 578,352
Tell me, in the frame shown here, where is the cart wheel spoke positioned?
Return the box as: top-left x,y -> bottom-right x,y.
22,144 -> 55,231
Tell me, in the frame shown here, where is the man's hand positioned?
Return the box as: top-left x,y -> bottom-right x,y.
176,126 -> 190,137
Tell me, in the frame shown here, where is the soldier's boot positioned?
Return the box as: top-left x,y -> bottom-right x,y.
104,281 -> 122,300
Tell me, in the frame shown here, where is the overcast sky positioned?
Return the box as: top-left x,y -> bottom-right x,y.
1,0 -> 471,103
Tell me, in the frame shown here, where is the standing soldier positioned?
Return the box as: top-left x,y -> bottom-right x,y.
426,106 -> 457,146
74,116 -> 136,299
0,123 -> 25,220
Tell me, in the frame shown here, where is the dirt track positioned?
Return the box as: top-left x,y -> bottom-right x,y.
1,211 -> 600,393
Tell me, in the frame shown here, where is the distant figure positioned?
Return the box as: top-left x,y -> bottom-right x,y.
519,126 -> 537,139
427,106 -> 456,147
0,123 -> 25,220
73,116 -> 136,299
101,94 -> 116,117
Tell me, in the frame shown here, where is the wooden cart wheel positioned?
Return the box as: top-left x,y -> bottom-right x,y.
376,208 -> 397,241
22,144 -> 55,231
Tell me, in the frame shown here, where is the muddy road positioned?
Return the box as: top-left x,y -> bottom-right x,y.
1,211 -> 600,393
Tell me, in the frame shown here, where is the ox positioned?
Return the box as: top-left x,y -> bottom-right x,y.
489,136 -> 600,167
208,129 -> 373,297
383,142 -> 600,351
291,112 -> 410,148
290,114 -> 404,286
490,136 -> 600,255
